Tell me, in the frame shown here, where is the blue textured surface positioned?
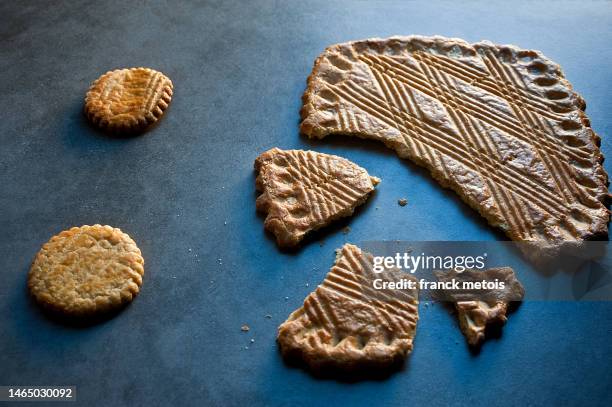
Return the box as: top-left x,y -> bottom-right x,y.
1,1 -> 611,406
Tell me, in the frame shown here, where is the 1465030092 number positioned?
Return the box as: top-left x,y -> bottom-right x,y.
0,386 -> 76,401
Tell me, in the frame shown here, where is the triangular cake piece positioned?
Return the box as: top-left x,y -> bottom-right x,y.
277,244 -> 419,371
435,267 -> 524,346
255,148 -> 379,247
301,36 -> 609,244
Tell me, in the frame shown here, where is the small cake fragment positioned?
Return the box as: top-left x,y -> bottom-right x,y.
255,148 -> 379,247
277,244 -> 419,372
435,267 -> 524,346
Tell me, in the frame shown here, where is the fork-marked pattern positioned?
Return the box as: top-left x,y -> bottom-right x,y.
301,38 -> 609,241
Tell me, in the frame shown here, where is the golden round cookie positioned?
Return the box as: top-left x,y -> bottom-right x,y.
84,67 -> 173,134
28,225 -> 145,317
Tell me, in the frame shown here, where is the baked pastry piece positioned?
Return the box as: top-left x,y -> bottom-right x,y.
435,267 -> 524,346
255,148 -> 379,247
301,36 -> 609,245
28,225 -> 144,317
277,244 -> 419,371
85,67 -> 173,134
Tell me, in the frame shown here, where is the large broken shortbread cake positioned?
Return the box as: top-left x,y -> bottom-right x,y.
435,267 -> 524,346
255,148 -> 379,247
301,36 -> 609,244
278,244 -> 419,371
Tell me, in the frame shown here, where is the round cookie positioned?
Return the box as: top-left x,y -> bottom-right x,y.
28,225 -> 145,317
84,67 -> 173,134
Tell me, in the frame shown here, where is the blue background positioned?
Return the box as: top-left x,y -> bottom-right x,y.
1,1 -> 611,406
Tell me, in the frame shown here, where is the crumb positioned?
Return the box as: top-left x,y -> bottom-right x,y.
241,325 -> 250,332
250,339 -> 255,343
398,198 -> 408,206
265,314 -> 272,319
284,296 -> 289,301
342,226 -> 351,234
305,283 -> 309,287
375,206 -> 379,210
224,221 -> 227,225
244,346 -> 249,350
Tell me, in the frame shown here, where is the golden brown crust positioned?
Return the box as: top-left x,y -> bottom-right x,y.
255,148 -> 379,247
84,67 -> 173,134
300,36 -> 609,244
28,225 -> 144,317
277,244 -> 419,371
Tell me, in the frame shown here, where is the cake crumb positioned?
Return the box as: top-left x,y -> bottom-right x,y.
398,198 -> 408,206
241,325 -> 250,332
342,226 -> 351,234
